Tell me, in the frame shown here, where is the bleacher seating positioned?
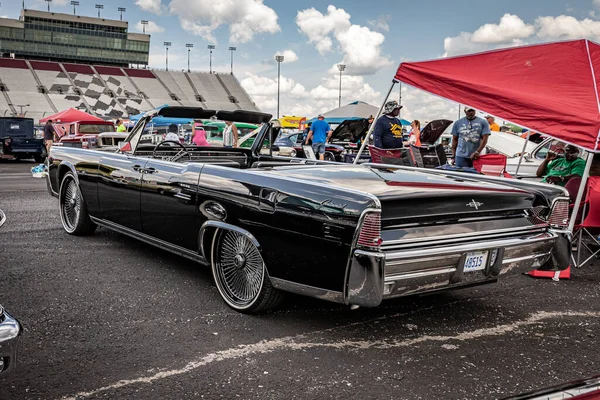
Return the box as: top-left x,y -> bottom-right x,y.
0,57 -> 261,122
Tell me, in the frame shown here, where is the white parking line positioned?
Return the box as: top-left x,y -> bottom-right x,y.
61,310 -> 600,400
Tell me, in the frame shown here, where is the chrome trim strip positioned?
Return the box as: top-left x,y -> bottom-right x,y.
90,216 -> 207,265
385,232 -> 557,261
384,267 -> 457,283
0,209 -> 5,228
346,249 -> 385,307
270,278 -> 345,304
502,251 -> 552,265
382,224 -> 548,248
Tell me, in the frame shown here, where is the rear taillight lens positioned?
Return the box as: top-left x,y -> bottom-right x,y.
548,198 -> 569,228
357,211 -> 382,248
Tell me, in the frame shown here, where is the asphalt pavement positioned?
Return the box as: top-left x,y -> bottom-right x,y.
0,160 -> 599,400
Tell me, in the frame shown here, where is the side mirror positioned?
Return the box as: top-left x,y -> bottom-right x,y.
524,152 -> 533,161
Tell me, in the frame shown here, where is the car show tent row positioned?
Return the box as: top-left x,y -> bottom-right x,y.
355,39 -> 600,233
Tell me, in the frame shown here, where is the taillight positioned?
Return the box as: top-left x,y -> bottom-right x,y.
548,198 -> 569,228
357,211 -> 382,248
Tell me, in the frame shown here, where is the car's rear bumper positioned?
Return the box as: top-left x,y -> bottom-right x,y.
346,229 -> 570,307
0,308 -> 22,375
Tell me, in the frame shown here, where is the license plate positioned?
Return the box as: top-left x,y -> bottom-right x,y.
463,251 -> 488,272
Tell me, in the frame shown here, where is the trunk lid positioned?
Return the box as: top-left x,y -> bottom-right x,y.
264,164 -> 534,221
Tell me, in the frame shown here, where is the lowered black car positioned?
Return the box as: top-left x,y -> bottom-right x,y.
46,106 -> 571,313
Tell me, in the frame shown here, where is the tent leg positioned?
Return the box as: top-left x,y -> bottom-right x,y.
567,151 -> 594,233
354,79 -> 398,164
514,130 -> 531,177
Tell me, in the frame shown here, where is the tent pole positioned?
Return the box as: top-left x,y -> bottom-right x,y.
354,79 -> 398,164
567,151 -> 594,233
514,130 -> 531,177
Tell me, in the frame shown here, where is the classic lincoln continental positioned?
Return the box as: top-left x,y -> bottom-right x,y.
46,107 -> 572,313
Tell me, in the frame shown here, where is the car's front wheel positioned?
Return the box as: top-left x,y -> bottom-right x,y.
211,229 -> 282,313
59,172 -> 97,235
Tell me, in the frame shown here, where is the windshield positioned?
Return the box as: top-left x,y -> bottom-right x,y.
79,124 -> 114,134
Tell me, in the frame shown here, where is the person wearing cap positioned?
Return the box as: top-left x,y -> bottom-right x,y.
485,115 -> 500,132
373,100 -> 403,149
305,114 -> 332,160
451,107 -> 491,168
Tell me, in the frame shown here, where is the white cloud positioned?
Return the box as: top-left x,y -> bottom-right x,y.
241,72 -> 381,118
296,5 -> 392,76
471,14 -> 535,43
135,0 -> 163,14
169,0 -> 280,44
274,50 -> 298,63
536,15 -> 600,40
442,13 -> 600,57
368,16 -> 391,32
135,20 -> 164,34
594,0 -> 600,8
400,86 -> 460,123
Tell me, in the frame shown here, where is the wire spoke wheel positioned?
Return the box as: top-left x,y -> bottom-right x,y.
214,230 -> 265,309
60,178 -> 81,233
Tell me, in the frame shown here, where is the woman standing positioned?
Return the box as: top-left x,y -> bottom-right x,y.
407,120 -> 422,146
191,121 -> 210,146
222,121 -> 238,148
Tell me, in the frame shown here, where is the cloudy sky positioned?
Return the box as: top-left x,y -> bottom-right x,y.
5,0 -> 600,120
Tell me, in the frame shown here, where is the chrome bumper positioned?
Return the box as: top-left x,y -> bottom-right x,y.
346,230 -> 568,308
0,308 -> 22,375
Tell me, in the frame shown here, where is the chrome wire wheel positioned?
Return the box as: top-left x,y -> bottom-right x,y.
213,230 -> 265,310
60,178 -> 81,234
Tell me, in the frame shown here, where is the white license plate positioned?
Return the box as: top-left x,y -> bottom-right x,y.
463,251 -> 488,272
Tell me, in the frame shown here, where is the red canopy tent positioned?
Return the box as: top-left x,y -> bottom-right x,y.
354,39 -> 600,233
394,39 -> 600,152
39,108 -> 104,124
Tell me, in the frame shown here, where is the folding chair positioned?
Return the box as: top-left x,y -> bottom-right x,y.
368,145 -> 403,164
572,176 -> 600,268
472,154 -> 512,178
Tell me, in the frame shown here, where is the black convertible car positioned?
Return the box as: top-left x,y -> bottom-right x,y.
46,106 -> 572,313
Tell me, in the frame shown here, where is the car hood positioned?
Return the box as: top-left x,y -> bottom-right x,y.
420,119 -> 453,144
330,119 -> 370,144
264,164 -> 537,220
486,132 -> 537,157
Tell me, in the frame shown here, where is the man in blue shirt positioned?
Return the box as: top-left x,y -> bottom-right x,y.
305,114 -> 332,160
373,100 -> 403,149
451,106 -> 491,168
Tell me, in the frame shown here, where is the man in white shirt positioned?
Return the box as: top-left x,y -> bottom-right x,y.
164,124 -> 180,143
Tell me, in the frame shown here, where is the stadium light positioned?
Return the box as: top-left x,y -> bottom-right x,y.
70,1 -> 79,15
207,45 -> 215,74
95,4 -> 103,18
337,64 -> 346,108
45,0 -> 52,12
275,55 -> 284,119
118,7 -> 126,21
15,104 -> 29,115
164,42 -> 171,71
228,46 -> 236,75
186,44 -> 193,73
140,20 -> 148,34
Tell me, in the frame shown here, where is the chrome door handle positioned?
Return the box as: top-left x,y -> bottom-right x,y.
144,167 -> 156,174
132,164 -> 142,172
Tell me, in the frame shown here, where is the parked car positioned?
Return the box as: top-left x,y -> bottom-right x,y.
274,132 -> 299,157
53,120 -> 115,149
46,106 -> 571,314
0,209 -> 23,376
0,117 -> 45,162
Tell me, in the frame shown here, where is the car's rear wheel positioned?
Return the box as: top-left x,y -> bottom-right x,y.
59,172 -> 97,235
324,151 -> 336,162
211,229 -> 282,313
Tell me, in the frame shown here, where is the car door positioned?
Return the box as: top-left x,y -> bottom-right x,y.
140,159 -> 203,251
97,153 -> 147,231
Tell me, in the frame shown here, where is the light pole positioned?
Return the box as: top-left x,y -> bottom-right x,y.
228,46 -> 236,75
70,1 -> 78,15
164,42 -> 171,71
16,104 -> 29,116
337,64 -> 346,108
95,4 -> 103,18
118,7 -> 126,21
186,44 -> 193,73
141,20 -> 148,34
275,55 -> 284,119
207,45 -> 215,74
45,0 -> 51,12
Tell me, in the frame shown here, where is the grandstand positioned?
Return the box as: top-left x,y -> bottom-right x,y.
0,58 -> 260,121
